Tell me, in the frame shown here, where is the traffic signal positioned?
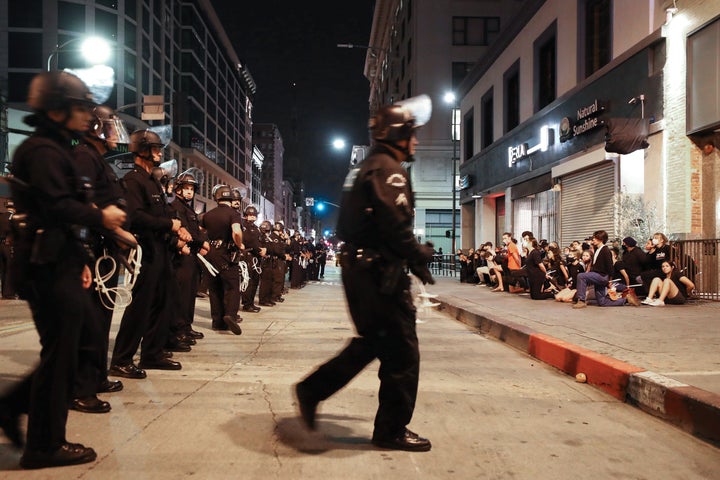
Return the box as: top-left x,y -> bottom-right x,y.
316,202 -> 325,212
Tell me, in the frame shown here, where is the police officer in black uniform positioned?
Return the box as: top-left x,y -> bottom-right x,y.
202,185 -> 243,334
258,220 -> 284,306
0,71 -> 127,468
170,171 -> 209,341
71,104 -> 135,413
270,222 -> 289,302
109,129 -> 190,378
0,200 -> 17,299
295,95 -> 435,452
240,205 -> 265,312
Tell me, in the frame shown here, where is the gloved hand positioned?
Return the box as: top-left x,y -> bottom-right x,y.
410,262 -> 435,285
416,241 -> 435,264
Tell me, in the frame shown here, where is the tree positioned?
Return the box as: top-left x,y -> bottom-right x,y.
613,191 -> 665,244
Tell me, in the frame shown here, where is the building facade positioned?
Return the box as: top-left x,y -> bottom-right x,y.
253,123 -> 286,222
0,0 -> 256,210
457,0 -> 720,250
366,0 -> 525,253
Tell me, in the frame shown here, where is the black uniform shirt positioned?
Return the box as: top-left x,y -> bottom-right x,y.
201,204 -> 241,242
336,143 -> 426,263
123,164 -> 174,237
171,197 -> 205,240
73,141 -> 125,209
242,219 -> 262,257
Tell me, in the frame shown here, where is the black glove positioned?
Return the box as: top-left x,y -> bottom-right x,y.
410,262 -> 435,285
416,241 -> 435,264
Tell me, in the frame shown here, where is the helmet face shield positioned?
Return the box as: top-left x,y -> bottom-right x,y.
97,117 -> 130,145
395,94 -> 432,128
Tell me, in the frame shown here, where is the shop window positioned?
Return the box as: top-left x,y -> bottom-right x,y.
687,17 -> 720,134
504,61 -> 520,133
481,87 -> 494,149
579,0 -> 612,79
534,21 -> 556,112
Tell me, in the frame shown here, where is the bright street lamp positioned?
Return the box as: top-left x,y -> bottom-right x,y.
332,138 -> 346,150
47,36 -> 112,71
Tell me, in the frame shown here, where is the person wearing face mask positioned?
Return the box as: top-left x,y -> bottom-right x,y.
108,130 -> 192,379
640,232 -> 671,294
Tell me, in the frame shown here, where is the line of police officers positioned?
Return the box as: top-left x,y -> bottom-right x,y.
0,71 -> 300,469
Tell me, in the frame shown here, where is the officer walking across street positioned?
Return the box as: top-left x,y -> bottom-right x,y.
0,71 -> 127,469
240,205 -> 266,312
295,95 -> 436,452
202,185 -> 244,334
109,129 -> 191,378
70,104 -> 135,414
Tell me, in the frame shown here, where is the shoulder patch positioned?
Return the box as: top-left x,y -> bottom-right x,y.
386,173 -> 407,188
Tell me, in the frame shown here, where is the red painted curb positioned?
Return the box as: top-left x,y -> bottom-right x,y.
664,385 -> 720,445
528,333 -> 645,400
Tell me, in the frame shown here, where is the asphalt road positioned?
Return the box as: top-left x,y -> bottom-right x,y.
0,265 -> 718,479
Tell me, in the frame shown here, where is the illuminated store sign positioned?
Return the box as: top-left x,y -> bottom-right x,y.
508,125 -> 552,167
559,99 -> 606,143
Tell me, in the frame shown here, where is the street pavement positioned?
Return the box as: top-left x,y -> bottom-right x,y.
0,265 -> 718,479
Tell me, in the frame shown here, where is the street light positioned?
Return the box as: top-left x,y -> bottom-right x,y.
332,138 -> 346,150
444,92 -> 460,255
47,36 -> 112,71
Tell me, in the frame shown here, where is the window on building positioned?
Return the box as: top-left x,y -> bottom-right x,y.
95,0 -> 117,10
8,32 -> 42,69
463,108 -> 474,161
504,61 -> 520,133
125,20 -> 137,50
580,0 -> 611,79
534,21 -> 557,112
481,88 -> 494,149
95,8 -> 118,40
9,0 -> 43,28
58,1 -> 85,32
452,16 -> 501,46
8,73 -> 36,102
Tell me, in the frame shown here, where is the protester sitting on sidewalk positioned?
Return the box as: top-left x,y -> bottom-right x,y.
573,230 -> 640,308
545,245 -> 569,288
620,236 -> 645,290
642,260 -> 695,306
640,232 -> 671,292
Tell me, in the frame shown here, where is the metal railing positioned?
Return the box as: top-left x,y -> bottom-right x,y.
671,239 -> 720,301
429,254 -> 459,277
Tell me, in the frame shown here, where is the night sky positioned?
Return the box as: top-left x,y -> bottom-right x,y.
209,1 -> 375,215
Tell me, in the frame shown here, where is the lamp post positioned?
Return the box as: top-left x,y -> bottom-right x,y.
47,36 -> 112,71
444,92 -> 461,256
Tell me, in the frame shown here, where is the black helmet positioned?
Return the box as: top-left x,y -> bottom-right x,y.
244,205 -> 258,217
27,71 -> 96,113
213,184 -> 232,202
369,94 -> 432,143
129,129 -> 164,155
260,220 -> 272,233
273,222 -> 284,232
175,172 -> 198,191
89,105 -> 130,144
230,188 -> 242,201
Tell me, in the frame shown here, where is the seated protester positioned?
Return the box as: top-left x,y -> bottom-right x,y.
620,237 -> 645,287
491,232 -> 521,292
508,242 -> 530,293
573,230 -> 640,308
642,260 -> 695,306
465,248 -> 480,284
526,238 -> 556,300
640,232 -> 671,292
545,245 -> 569,288
477,249 -> 497,286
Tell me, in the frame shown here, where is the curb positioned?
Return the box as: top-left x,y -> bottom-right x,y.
438,297 -> 720,447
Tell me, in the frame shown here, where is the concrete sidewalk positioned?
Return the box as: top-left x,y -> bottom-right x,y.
425,276 -> 720,446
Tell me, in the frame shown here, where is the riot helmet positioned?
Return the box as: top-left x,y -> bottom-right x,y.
89,105 -> 130,147
273,222 -> 284,232
243,205 -> 258,218
129,129 -> 165,164
259,220 -> 272,233
27,71 -> 96,113
369,94 -> 431,160
175,172 -> 198,201
212,184 -> 232,203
